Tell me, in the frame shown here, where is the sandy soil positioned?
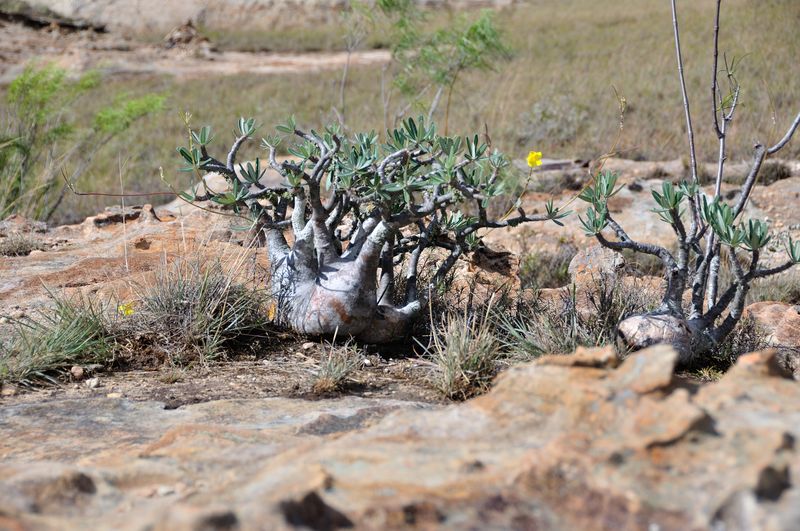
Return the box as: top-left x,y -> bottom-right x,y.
0,17 -> 389,83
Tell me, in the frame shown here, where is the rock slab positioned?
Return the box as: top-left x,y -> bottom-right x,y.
1,345 -> 799,530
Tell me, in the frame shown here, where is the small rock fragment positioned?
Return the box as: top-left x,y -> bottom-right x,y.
156,485 -> 175,496
70,366 -> 85,380
85,377 -> 100,389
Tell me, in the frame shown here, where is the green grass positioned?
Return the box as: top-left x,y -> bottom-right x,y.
3,0 -> 798,224
0,295 -> 114,386
0,258 -> 272,385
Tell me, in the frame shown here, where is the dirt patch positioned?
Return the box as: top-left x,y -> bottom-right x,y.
0,342 -> 444,408
0,17 -> 389,83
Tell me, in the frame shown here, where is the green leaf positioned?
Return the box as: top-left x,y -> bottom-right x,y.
237,117 -> 256,137
178,190 -> 196,202
94,94 -> 165,135
787,236 -> 800,263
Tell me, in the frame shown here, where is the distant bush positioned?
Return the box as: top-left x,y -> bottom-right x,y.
516,95 -> 589,151
0,64 -> 164,221
759,161 -> 792,185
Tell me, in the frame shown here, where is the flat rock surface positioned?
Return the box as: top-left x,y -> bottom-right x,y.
1,345 -> 799,530
15,0 -> 517,33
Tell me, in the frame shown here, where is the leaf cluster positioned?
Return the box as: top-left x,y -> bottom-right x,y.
178,115 -> 521,245
577,170 -> 621,235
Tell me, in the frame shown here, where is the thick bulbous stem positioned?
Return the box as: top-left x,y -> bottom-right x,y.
287,259 -> 377,336
270,249 -> 422,342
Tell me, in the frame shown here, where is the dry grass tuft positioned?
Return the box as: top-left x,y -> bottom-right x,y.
519,245 -> 577,290
0,232 -> 43,256
0,295 -> 114,386
313,339 -> 362,394
498,276 -> 660,360
747,269 -> 800,305
422,301 -> 501,400
702,315 -> 770,373
115,257 -> 269,367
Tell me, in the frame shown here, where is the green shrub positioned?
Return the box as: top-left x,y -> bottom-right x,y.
0,64 -> 164,221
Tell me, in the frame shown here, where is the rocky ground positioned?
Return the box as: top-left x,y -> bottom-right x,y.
1,157 -> 800,529
0,12 -> 390,83
12,0 -> 518,34
1,346 -> 799,530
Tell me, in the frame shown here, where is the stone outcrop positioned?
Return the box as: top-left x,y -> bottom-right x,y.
10,0 -> 518,33
1,345 -> 799,529
745,301 -> 800,378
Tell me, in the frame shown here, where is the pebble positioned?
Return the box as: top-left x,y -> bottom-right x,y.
70,366 -> 85,380
85,377 -> 100,389
301,342 -> 316,350
156,485 -> 175,496
106,392 -> 123,399
363,359 -> 372,367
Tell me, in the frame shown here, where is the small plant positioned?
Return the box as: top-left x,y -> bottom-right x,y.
115,258 -> 268,365
421,301 -> 501,399
0,295 -> 114,386
176,116 -> 564,342
0,64 -> 164,220
377,2 -> 510,130
312,339 -> 362,394
577,0 -> 800,365
0,232 -> 43,256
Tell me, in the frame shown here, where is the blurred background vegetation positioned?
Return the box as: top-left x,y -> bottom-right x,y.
1,0 -> 798,224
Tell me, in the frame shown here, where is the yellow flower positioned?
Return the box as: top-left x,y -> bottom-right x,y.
117,302 -> 135,316
526,151 -> 543,168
